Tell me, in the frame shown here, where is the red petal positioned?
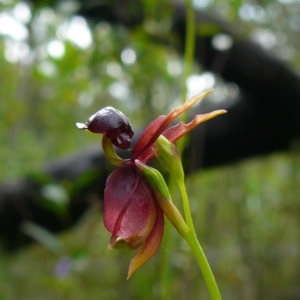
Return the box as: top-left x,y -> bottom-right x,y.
132,91 -> 215,161
131,115 -> 167,161
127,202 -> 164,279
163,110 -> 227,143
104,162 -> 157,250
138,110 -> 227,162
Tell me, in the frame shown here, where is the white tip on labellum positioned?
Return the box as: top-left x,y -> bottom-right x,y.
76,122 -> 88,130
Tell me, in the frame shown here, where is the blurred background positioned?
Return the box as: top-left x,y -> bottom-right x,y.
0,0 -> 300,299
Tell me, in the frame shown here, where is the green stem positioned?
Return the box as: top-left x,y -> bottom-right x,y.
181,0 -> 196,107
177,0 -> 196,155
177,2 -> 221,298
159,1 -> 216,299
160,221 -> 172,300
177,179 -> 222,300
177,180 -> 194,230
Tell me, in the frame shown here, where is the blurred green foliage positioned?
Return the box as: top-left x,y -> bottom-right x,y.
1,0 -> 300,299
1,0 -> 300,179
1,153 -> 300,299
0,0 -> 182,180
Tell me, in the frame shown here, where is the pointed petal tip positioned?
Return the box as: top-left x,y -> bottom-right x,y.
194,109 -> 227,124
76,122 -> 88,130
202,88 -> 215,95
126,205 -> 164,280
214,109 -> 227,115
188,89 -> 214,103
212,109 -> 227,116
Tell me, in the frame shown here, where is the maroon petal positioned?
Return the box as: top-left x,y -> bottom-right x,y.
132,91 -> 215,160
163,110 -> 227,143
127,202 -> 164,279
138,110 -> 227,162
131,115 -> 168,161
104,162 -> 157,250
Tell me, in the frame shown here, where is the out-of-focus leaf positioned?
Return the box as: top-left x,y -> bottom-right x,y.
21,221 -> 64,254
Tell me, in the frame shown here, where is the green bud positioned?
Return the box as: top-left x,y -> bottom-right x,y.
155,135 -> 184,182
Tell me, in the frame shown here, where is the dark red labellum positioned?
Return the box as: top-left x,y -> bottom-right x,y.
86,106 -> 134,149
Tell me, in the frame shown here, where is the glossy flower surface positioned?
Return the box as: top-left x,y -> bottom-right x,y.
76,90 -> 226,278
76,106 -> 134,149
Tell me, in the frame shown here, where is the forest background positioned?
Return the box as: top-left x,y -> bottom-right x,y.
0,0 -> 300,299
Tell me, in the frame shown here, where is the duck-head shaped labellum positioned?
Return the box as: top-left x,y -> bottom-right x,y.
76,106 -> 134,149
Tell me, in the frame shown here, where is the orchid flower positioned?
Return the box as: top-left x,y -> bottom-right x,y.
76,90 -> 226,279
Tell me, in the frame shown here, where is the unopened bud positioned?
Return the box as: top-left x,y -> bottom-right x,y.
155,135 -> 184,182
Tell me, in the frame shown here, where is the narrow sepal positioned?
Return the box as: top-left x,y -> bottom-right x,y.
135,92 -> 226,162
163,109 -> 227,143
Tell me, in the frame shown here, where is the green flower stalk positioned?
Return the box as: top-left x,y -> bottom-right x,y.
155,133 -> 222,300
